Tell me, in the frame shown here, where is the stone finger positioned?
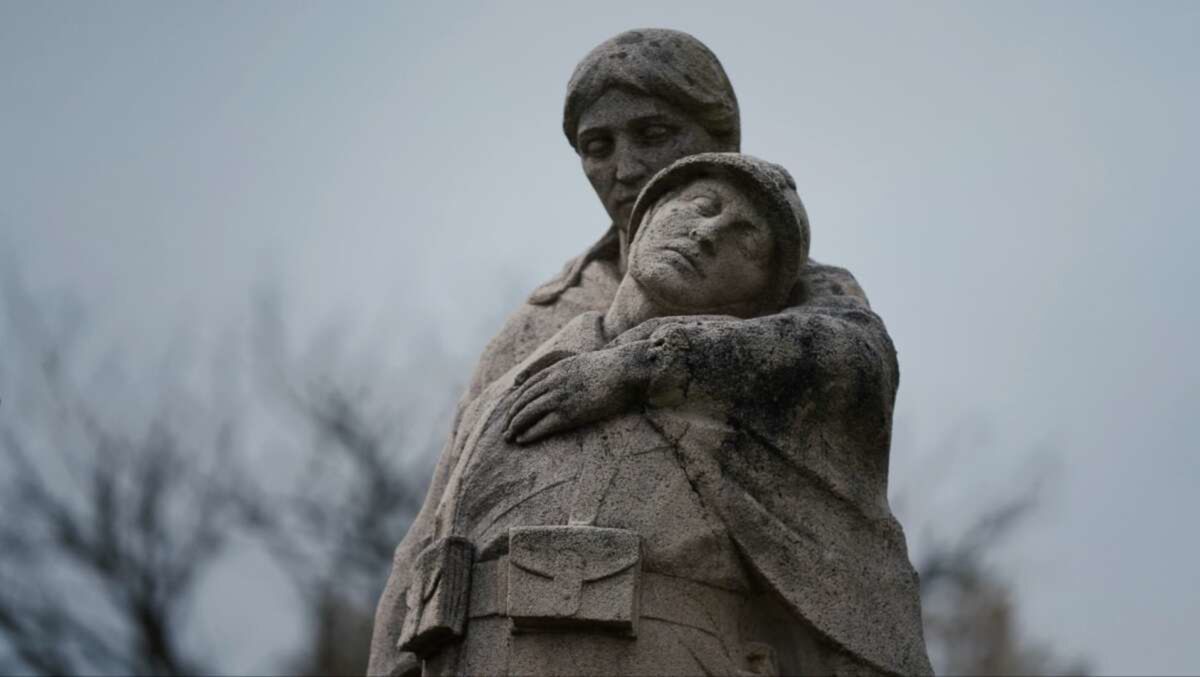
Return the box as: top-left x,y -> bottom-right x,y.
515,411 -> 566,445
504,390 -> 560,442
505,378 -> 556,431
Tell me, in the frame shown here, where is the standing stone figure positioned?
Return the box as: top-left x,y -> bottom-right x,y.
369,30 -> 931,677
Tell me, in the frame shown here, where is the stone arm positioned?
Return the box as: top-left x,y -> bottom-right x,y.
506,262 -> 899,457
366,262 -> 897,675
640,267 -> 898,430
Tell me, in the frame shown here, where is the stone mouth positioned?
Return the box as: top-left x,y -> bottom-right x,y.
660,244 -> 703,276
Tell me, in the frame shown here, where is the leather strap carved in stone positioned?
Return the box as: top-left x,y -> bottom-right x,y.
568,412 -> 669,526
566,431 -> 619,527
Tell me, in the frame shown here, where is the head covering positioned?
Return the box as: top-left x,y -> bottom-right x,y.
627,153 -> 810,314
530,29 -> 742,306
563,28 -> 740,151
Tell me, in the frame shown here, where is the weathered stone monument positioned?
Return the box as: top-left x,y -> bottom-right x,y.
368,29 -> 931,676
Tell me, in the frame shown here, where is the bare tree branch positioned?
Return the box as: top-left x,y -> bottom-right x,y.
0,280 -> 241,676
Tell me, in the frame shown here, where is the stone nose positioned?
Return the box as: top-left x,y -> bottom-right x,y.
689,222 -> 720,255
613,144 -> 649,186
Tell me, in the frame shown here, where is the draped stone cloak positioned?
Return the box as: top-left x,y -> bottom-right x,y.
368,238 -> 932,676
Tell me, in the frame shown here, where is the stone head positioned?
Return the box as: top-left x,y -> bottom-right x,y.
626,153 -> 810,318
563,29 -> 740,233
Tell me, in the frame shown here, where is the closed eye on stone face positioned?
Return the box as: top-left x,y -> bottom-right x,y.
636,123 -> 676,145
687,192 -> 721,217
580,135 -> 613,159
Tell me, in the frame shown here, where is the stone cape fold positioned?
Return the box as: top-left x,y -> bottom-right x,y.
374,310 -> 931,676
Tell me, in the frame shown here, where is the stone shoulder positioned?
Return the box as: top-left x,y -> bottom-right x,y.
796,259 -> 870,308
466,257 -> 618,402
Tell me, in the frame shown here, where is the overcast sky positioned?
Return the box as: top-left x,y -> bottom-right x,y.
2,2 -> 1198,674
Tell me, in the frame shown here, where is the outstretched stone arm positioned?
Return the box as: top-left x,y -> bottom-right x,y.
654,259 -> 895,410
643,284 -> 898,427
367,263 -> 898,675
506,262 -> 898,449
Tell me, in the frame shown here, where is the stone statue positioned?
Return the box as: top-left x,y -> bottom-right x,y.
368,29 -> 931,677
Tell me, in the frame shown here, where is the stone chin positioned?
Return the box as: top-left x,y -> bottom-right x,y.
630,254 -> 763,318
629,252 -> 705,312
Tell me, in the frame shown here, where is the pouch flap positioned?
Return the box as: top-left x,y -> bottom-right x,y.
509,525 -> 639,580
507,525 -> 641,634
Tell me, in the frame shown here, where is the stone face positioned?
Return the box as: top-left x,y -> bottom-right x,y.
368,29 -> 931,677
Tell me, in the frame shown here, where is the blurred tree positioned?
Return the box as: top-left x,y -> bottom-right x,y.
913,464 -> 1090,676
236,291 -> 448,676
0,277 -> 240,675
0,279 -> 445,676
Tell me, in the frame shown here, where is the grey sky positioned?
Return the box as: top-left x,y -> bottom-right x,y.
2,2 -> 1198,673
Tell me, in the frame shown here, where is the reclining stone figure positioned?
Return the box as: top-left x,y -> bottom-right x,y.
371,153 -> 932,676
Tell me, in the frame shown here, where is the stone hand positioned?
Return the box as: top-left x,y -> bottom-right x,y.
608,314 -> 733,346
503,342 -> 650,445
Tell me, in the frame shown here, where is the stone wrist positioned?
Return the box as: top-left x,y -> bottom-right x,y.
644,324 -> 692,407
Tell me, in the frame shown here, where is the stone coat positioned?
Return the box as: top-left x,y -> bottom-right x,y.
368,237 -> 932,676
420,312 -> 759,674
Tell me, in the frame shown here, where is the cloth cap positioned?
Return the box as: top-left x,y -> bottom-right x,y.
626,152 -> 810,313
